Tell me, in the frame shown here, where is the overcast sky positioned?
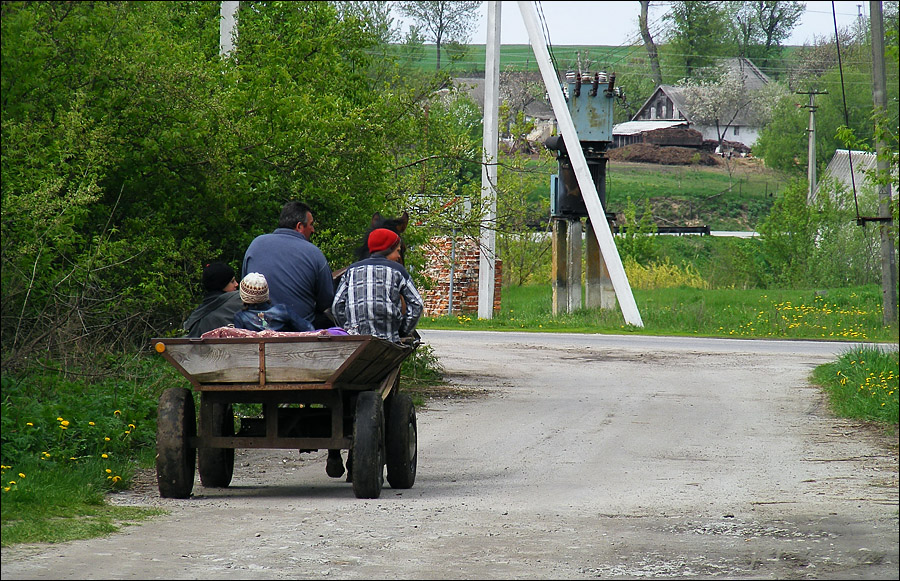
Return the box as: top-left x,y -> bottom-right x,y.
454,1 -> 871,46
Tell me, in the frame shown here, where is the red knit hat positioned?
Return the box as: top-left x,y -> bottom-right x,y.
367,228 -> 401,253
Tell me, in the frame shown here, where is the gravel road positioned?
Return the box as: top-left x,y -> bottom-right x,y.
2,331 -> 897,579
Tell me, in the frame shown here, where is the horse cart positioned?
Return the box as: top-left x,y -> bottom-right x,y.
150,333 -> 418,499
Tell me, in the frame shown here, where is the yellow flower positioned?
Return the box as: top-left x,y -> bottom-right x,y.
114,410 -> 121,416
8,480 -> 16,485
104,437 -> 111,442
59,425 -> 68,430
60,420 -> 70,427
3,487 -> 9,492
128,424 -> 136,430
101,454 -> 109,459
26,422 -> 33,427
89,422 -> 96,426
105,469 -> 112,474
18,473 -> 25,479
57,417 -> 63,421
111,476 -> 122,484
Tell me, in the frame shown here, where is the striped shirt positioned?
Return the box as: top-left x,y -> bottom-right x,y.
332,256 -> 423,343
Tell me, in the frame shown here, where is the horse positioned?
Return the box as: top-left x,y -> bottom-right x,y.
331,211 -> 409,288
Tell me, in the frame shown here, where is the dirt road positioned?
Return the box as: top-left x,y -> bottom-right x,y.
2,331 -> 897,579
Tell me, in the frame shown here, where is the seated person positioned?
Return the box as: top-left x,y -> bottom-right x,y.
233,272 -> 315,332
332,228 -> 423,343
183,261 -> 243,338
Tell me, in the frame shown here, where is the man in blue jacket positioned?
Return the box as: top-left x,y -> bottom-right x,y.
242,201 -> 335,330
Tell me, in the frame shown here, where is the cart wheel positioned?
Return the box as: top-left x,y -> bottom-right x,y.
386,392 -> 417,489
198,400 -> 235,488
351,391 -> 384,499
156,387 -> 196,499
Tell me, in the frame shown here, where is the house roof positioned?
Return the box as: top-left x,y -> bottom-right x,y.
613,120 -> 688,135
812,149 -> 880,203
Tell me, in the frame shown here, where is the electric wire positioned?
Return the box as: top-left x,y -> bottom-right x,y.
831,0 -> 862,222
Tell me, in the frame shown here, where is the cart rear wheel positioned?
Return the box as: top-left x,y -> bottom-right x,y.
156,387 -> 196,499
351,391 -> 384,499
386,392 -> 417,489
198,400 -> 235,488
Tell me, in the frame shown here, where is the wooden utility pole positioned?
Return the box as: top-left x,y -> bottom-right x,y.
870,1 -> 898,325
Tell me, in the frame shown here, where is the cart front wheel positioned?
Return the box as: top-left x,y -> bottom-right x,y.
156,387 -> 196,499
198,400 -> 235,488
351,391 -> 384,499
386,392 -> 417,489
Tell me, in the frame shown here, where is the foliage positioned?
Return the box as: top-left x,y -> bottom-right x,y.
1,1 -> 483,371
730,1 -> 805,74
812,346 -> 899,424
757,179 -> 886,288
664,1 -> 734,79
396,1 -> 482,70
624,257 -> 708,290
615,197 -> 658,263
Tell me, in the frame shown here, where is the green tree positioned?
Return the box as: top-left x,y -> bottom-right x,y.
731,1 -> 804,76
664,1 -> 734,79
396,1 -> 481,71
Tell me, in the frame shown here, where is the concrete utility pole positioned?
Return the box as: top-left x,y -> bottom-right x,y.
797,89 -> 827,204
869,0 -> 898,325
517,1 -> 643,327
220,1 -> 239,57
478,0 -> 501,320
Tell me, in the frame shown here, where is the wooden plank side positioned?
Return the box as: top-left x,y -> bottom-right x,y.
164,343 -> 260,383
265,341 -> 360,382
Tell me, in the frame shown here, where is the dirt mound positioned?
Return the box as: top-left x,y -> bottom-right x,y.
608,143 -> 721,166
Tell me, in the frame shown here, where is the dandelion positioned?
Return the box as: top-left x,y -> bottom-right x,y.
59,425 -> 68,430
128,424 -> 136,430
26,422 -> 33,427
105,469 -> 112,474
60,420 -> 70,427
18,473 -> 25,479
104,437 -> 111,442
114,410 -> 121,416
57,417 -> 63,421
102,454 -> 109,459
89,422 -> 96,426
111,476 -> 122,484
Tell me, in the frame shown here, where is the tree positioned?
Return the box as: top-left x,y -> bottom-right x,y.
396,1 -> 481,71
639,1 -> 663,86
731,2 -> 804,75
679,61 -> 788,151
664,1 -> 733,79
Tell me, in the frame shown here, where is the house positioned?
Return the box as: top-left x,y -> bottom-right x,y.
811,149 -> 881,204
618,57 -> 770,150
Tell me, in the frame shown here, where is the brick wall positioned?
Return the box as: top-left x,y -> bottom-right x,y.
420,236 -> 502,316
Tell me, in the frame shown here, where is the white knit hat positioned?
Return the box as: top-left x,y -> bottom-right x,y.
239,272 -> 269,304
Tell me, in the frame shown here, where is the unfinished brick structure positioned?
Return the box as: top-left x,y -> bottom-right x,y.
420,236 -> 502,316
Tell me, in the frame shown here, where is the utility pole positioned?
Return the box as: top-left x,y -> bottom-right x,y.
797,89 -> 827,204
870,0 -> 898,325
478,0 -> 500,320
220,1 -> 239,57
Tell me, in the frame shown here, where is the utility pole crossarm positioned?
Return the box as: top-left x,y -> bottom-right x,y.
516,1 -> 643,327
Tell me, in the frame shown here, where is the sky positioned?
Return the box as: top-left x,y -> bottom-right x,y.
458,1 -> 871,46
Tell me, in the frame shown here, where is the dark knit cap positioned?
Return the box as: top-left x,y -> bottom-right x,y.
202,262 -> 235,292
368,228 -> 401,253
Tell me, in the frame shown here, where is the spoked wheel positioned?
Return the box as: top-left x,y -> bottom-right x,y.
385,392 -> 417,489
156,387 -> 197,499
351,391 -> 385,499
198,398 -> 235,488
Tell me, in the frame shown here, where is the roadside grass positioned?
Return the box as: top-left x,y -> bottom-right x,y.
417,284 -> 899,343
1,457 -> 165,547
811,346 -> 899,425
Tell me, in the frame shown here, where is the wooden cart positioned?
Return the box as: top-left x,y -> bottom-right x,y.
151,334 -> 417,499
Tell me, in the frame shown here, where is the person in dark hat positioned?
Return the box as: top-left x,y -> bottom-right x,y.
182,261 -> 243,338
